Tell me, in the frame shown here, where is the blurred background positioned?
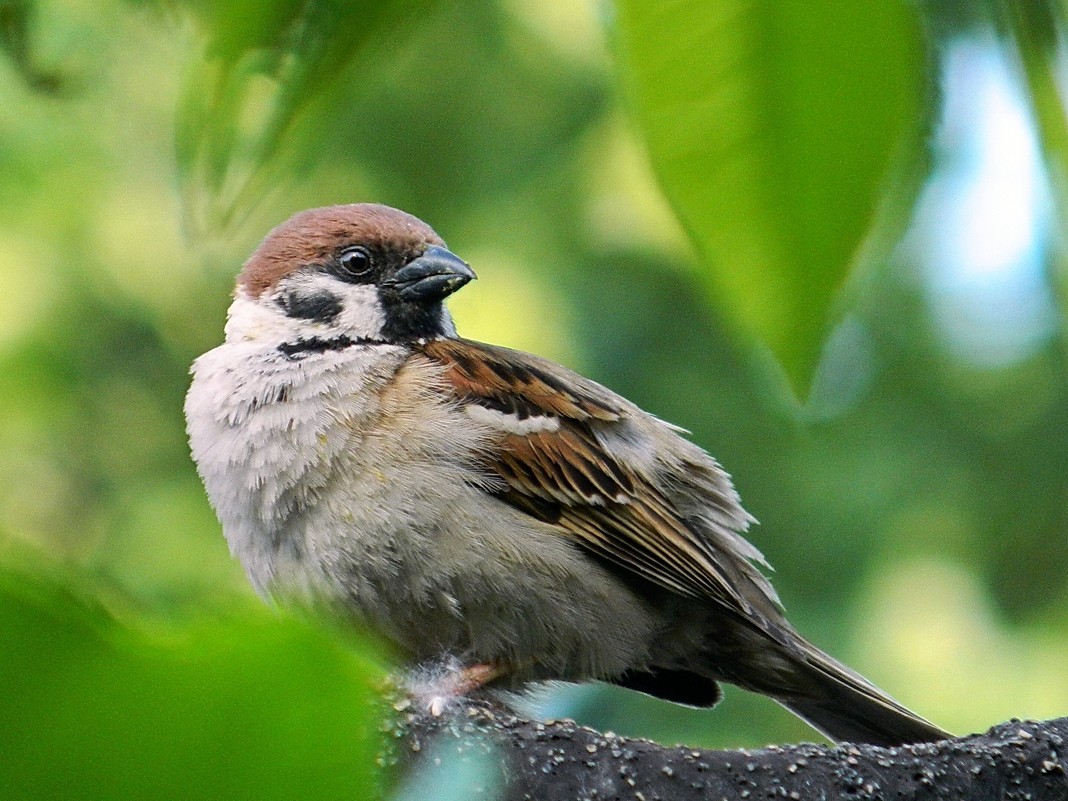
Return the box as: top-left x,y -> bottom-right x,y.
1,0 -> 1066,794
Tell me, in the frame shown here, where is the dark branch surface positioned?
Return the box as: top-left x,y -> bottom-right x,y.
396,703 -> 1068,801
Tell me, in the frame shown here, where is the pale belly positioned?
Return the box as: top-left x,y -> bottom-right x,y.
188,341 -> 664,684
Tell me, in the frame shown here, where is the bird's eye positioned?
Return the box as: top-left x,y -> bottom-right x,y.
337,246 -> 372,280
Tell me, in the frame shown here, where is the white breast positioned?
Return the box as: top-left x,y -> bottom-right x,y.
185,297 -> 662,679
185,332 -> 489,592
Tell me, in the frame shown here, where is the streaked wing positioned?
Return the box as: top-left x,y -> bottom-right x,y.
420,338 -> 753,610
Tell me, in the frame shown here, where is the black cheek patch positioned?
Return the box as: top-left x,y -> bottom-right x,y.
277,290 -> 343,323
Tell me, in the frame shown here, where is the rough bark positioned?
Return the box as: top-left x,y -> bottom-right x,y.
396,704 -> 1068,801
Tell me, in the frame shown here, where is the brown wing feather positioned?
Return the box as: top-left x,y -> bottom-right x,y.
429,337 -> 621,422
421,338 -> 749,610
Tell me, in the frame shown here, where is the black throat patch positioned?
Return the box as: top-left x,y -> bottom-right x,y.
381,301 -> 448,343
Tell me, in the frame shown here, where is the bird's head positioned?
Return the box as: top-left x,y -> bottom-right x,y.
229,204 -> 475,347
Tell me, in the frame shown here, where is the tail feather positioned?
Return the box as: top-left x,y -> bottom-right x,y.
710,616 -> 949,746
775,641 -> 949,747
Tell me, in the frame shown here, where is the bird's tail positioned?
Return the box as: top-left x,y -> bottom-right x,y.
782,641 -> 947,747
731,631 -> 949,747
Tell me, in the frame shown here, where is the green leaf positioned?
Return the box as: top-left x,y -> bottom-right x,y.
0,568 -> 392,801
614,1 -> 930,396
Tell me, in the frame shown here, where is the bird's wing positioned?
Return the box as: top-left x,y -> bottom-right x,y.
419,338 -> 774,615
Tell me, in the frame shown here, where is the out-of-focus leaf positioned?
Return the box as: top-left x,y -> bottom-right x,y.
0,568 -> 391,801
327,0 -> 606,218
0,0 -> 64,92
999,0 -> 1068,315
176,0 -> 438,236
613,1 -> 930,397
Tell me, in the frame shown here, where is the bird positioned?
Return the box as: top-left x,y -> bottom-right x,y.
185,203 -> 949,747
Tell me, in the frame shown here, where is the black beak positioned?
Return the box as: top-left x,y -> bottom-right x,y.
389,246 -> 476,302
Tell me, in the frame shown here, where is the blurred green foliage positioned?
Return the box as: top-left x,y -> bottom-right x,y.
0,0 -> 1066,797
0,564 -> 390,799
999,0 -> 1068,262
176,0 -> 441,232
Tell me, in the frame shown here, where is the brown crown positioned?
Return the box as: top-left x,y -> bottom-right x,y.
237,204 -> 446,297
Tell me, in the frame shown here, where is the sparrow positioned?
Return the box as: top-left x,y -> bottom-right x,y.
185,203 -> 948,747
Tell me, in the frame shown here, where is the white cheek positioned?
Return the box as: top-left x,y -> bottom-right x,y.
335,283 -> 387,339
224,292 -> 297,343
223,282 -> 389,344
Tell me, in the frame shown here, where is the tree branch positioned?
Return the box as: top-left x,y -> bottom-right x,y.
399,704 -> 1068,800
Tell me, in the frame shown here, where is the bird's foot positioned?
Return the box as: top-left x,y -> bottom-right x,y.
403,657 -> 507,717
427,662 -> 505,716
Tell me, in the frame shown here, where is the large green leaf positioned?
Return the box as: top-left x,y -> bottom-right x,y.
614,1 -> 930,396
0,568 -> 391,800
